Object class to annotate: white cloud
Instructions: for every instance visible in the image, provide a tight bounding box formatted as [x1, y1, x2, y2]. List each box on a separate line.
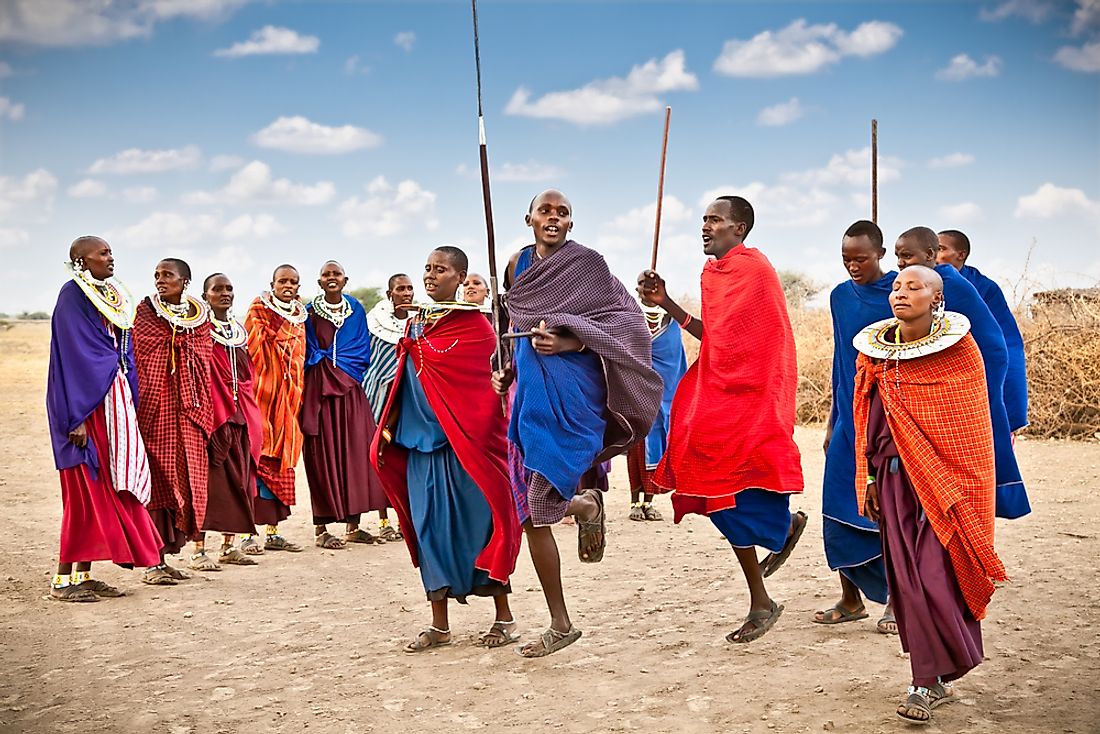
[185, 160, 335, 206]
[251, 116, 382, 154]
[68, 179, 108, 198]
[505, 50, 698, 126]
[209, 154, 244, 171]
[1071, 0, 1100, 35]
[928, 152, 976, 168]
[757, 97, 805, 127]
[939, 201, 984, 224]
[979, 0, 1054, 23]
[936, 54, 1003, 80]
[88, 145, 201, 174]
[783, 147, 903, 188]
[0, 228, 30, 248]
[0, 169, 58, 219]
[214, 25, 319, 58]
[1014, 182, 1099, 218]
[0, 96, 25, 121]
[0, 62, 12, 78]
[0, 0, 248, 48]
[1054, 41, 1100, 72]
[338, 176, 438, 238]
[114, 210, 284, 248]
[713, 19, 903, 77]
[596, 196, 694, 253]
[494, 161, 565, 182]
[344, 55, 369, 75]
[122, 186, 158, 203]
[394, 31, 415, 52]
[699, 184, 837, 228]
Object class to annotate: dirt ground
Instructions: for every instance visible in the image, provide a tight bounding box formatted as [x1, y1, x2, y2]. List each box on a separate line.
[1, 320, 1098, 734]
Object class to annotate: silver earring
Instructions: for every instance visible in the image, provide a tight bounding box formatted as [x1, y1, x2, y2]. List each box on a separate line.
[933, 299, 945, 320]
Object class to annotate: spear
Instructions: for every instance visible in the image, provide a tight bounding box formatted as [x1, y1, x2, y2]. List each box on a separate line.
[650, 106, 672, 271]
[470, 0, 504, 371]
[871, 118, 878, 224]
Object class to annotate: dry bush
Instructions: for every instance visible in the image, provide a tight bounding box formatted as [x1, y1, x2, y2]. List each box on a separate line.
[1019, 297, 1100, 439]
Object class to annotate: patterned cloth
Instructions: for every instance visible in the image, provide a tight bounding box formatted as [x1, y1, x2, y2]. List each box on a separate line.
[245, 296, 306, 506]
[104, 368, 151, 505]
[506, 241, 662, 463]
[654, 245, 804, 520]
[132, 298, 214, 535]
[854, 333, 1007, 620]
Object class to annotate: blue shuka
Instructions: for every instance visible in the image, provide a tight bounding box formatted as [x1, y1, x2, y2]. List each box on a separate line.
[960, 265, 1028, 432]
[644, 318, 689, 468]
[936, 264, 1030, 519]
[508, 246, 607, 502]
[821, 273, 896, 603]
[304, 296, 372, 383]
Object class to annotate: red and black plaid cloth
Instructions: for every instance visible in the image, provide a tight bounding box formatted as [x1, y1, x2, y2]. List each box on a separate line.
[505, 240, 661, 462]
[132, 298, 214, 535]
[854, 333, 1007, 620]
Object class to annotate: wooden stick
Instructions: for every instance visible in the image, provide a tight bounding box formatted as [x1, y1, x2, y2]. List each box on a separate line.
[649, 106, 672, 272]
[871, 118, 878, 224]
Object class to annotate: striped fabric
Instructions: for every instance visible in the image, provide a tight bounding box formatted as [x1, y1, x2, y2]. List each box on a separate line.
[362, 332, 400, 422]
[854, 333, 1008, 620]
[244, 297, 306, 506]
[103, 367, 151, 505]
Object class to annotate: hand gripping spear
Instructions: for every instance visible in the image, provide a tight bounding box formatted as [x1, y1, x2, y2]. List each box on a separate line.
[470, 0, 505, 375]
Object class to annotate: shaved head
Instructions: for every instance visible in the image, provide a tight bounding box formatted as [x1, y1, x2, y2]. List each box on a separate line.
[898, 226, 939, 254]
[69, 235, 107, 262]
[529, 189, 572, 213]
[901, 264, 943, 292]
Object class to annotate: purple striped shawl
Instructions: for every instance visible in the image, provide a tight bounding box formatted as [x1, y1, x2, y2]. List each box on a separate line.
[506, 240, 662, 461]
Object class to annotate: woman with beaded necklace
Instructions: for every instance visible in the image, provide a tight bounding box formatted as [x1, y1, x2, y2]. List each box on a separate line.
[302, 260, 387, 549]
[132, 258, 215, 583]
[201, 273, 265, 566]
[243, 264, 308, 553]
[45, 236, 163, 601]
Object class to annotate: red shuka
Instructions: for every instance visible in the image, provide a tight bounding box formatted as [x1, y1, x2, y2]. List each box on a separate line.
[209, 340, 264, 466]
[654, 246, 804, 520]
[370, 310, 521, 584]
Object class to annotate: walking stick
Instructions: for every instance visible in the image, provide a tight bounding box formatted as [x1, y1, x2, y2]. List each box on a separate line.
[650, 106, 672, 271]
[871, 118, 878, 224]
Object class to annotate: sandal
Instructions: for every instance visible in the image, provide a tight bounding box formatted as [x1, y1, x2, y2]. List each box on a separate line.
[264, 534, 303, 552]
[379, 525, 403, 542]
[239, 536, 265, 556]
[642, 503, 663, 521]
[218, 547, 258, 566]
[315, 531, 347, 550]
[403, 626, 452, 653]
[517, 626, 582, 658]
[878, 611, 899, 635]
[577, 488, 606, 563]
[141, 567, 179, 586]
[163, 564, 192, 581]
[726, 600, 784, 643]
[812, 603, 868, 625]
[477, 620, 520, 649]
[188, 552, 222, 572]
[77, 579, 126, 598]
[345, 529, 380, 545]
[628, 503, 646, 522]
[760, 510, 807, 578]
[896, 687, 933, 725]
[50, 584, 100, 602]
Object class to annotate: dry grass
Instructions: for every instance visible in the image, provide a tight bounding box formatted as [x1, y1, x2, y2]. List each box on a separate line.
[676, 294, 1100, 440]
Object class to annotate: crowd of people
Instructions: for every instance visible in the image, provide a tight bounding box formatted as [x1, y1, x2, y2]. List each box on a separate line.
[45, 188, 1027, 724]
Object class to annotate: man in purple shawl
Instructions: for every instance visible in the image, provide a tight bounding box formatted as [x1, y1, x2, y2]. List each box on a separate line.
[46, 236, 163, 601]
[492, 189, 662, 657]
[937, 229, 1028, 432]
[302, 261, 388, 549]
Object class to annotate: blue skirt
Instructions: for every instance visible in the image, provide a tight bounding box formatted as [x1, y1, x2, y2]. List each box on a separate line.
[709, 488, 791, 553]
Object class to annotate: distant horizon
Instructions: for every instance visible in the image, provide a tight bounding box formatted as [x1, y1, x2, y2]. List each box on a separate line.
[1, 0, 1097, 313]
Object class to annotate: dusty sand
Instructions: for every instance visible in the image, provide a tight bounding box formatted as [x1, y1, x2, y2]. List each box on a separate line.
[0, 320, 1098, 734]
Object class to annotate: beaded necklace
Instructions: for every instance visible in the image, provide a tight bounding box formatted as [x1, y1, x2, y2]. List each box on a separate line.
[210, 314, 246, 402]
[66, 262, 136, 330]
[151, 293, 209, 331]
[260, 290, 308, 324]
[311, 294, 354, 365]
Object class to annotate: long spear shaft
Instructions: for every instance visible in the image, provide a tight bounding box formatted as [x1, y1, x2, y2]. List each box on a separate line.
[471, 0, 503, 370]
[871, 118, 878, 224]
[650, 106, 672, 271]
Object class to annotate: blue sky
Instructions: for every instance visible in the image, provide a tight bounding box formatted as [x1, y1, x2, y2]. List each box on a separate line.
[1, 0, 1098, 313]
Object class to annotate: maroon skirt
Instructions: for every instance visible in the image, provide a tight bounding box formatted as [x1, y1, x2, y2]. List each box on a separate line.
[203, 413, 257, 535]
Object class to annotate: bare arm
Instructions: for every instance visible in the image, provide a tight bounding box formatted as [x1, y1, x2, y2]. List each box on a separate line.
[641, 270, 703, 340]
